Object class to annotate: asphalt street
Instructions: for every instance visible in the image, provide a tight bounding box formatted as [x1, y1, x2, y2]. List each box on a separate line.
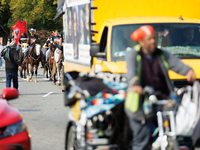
[0, 61, 69, 150]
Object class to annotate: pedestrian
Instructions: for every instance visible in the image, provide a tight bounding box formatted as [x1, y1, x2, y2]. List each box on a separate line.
[125, 25, 196, 150]
[1, 42, 22, 90]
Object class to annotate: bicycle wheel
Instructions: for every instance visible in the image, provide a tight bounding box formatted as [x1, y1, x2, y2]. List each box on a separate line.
[66, 125, 78, 150]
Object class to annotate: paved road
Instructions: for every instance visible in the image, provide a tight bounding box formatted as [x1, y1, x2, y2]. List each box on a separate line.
[0, 62, 69, 150]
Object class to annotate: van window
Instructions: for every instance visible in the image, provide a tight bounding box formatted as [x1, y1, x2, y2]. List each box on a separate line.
[111, 23, 200, 61]
[100, 27, 108, 53]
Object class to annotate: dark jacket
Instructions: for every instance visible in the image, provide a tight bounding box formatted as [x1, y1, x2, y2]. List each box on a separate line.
[2, 48, 21, 71]
[140, 48, 170, 96]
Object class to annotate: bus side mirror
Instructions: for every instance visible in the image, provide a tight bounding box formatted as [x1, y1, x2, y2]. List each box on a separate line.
[90, 43, 106, 58]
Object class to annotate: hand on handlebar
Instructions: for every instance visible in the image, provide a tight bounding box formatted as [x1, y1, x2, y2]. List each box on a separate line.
[186, 69, 196, 83]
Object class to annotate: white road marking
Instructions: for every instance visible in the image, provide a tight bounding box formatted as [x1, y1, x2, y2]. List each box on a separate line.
[43, 92, 53, 97]
[2, 79, 6, 81]
[42, 78, 50, 80]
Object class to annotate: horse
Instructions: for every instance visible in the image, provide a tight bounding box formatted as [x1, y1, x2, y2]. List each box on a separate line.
[53, 47, 63, 86]
[43, 59, 51, 79]
[19, 43, 29, 79]
[24, 39, 46, 82]
[48, 44, 57, 84]
[42, 44, 54, 80]
[46, 44, 63, 85]
[41, 47, 51, 79]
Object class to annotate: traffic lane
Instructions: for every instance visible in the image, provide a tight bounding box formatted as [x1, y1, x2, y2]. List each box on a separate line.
[0, 66, 69, 150]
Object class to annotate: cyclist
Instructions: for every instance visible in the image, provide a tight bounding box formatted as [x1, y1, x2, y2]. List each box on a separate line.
[125, 25, 196, 150]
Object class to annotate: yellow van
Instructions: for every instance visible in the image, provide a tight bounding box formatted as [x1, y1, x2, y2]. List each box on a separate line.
[63, 0, 200, 87]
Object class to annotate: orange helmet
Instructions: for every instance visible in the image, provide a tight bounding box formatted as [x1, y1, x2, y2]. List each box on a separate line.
[130, 25, 156, 42]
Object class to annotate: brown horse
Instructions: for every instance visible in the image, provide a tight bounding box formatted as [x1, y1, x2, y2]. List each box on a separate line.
[24, 39, 46, 82]
[49, 44, 57, 84]
[43, 44, 63, 85]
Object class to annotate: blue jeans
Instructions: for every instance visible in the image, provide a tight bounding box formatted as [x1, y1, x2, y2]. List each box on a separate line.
[16, 45, 20, 51]
[6, 70, 18, 90]
[24, 46, 32, 60]
[0, 57, 3, 67]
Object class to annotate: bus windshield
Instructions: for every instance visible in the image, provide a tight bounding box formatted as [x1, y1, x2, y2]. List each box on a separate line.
[111, 23, 200, 61]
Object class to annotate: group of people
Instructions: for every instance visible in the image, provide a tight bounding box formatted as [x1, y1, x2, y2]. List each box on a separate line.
[0, 28, 38, 91]
[0, 28, 64, 91]
[41, 29, 63, 64]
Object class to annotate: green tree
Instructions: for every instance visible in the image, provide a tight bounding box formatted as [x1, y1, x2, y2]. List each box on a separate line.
[0, 0, 63, 45]
[9, 0, 62, 31]
[0, 0, 12, 45]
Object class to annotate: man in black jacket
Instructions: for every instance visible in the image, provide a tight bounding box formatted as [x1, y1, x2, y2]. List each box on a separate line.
[1, 42, 22, 90]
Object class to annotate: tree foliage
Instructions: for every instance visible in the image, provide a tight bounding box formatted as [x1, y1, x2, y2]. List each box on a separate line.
[0, 0, 63, 45]
[0, 0, 12, 44]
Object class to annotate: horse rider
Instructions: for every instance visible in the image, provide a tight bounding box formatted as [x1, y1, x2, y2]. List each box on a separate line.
[52, 29, 60, 43]
[40, 36, 53, 68]
[54, 31, 64, 64]
[41, 37, 51, 61]
[17, 32, 28, 51]
[23, 28, 39, 62]
[45, 35, 53, 62]
[45, 30, 60, 62]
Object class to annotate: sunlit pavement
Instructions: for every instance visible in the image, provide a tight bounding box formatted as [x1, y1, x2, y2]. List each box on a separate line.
[0, 61, 69, 150]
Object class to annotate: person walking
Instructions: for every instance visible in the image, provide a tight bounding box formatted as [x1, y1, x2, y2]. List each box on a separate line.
[1, 42, 22, 90]
[125, 25, 196, 150]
